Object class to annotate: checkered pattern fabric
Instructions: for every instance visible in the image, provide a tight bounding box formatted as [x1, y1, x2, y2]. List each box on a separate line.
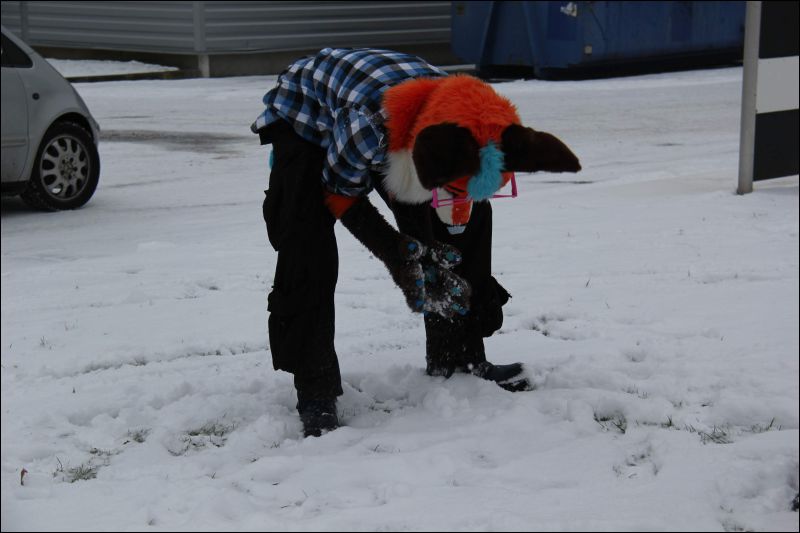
[252, 48, 447, 196]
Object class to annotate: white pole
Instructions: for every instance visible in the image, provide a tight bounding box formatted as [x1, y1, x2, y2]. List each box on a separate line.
[738, 1, 762, 195]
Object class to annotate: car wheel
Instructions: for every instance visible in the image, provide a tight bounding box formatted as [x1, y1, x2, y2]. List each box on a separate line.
[21, 121, 100, 211]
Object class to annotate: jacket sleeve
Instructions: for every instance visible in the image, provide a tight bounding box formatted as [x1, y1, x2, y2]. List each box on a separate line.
[322, 107, 385, 199]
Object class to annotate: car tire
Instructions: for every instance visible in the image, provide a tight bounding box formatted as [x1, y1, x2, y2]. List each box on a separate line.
[21, 121, 100, 211]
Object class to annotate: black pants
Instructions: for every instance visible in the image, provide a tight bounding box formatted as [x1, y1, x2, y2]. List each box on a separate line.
[261, 120, 508, 399]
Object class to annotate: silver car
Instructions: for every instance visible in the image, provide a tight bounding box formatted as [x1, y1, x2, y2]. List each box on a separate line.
[1, 25, 100, 210]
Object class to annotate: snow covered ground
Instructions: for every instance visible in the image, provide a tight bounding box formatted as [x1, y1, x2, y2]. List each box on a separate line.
[1, 65, 798, 531]
[46, 58, 178, 78]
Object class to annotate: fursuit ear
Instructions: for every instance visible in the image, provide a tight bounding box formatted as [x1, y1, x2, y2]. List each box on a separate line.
[501, 124, 581, 173]
[412, 123, 481, 190]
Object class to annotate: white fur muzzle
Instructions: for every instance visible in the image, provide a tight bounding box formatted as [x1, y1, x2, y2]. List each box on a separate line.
[381, 149, 433, 204]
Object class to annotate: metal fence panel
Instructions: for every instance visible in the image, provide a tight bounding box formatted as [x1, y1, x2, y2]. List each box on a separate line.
[1, 1, 451, 54]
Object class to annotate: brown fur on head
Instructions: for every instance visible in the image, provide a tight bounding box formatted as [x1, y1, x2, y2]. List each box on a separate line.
[412, 123, 481, 190]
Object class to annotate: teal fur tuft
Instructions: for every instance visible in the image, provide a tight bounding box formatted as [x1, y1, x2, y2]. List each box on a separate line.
[467, 141, 505, 201]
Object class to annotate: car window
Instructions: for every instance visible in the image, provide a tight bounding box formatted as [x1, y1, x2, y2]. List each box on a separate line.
[1, 33, 34, 68]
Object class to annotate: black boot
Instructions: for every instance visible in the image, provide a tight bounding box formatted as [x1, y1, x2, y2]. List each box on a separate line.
[471, 361, 532, 392]
[297, 396, 339, 438]
[425, 313, 531, 392]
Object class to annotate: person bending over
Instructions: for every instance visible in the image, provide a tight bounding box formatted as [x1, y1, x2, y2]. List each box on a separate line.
[252, 48, 580, 437]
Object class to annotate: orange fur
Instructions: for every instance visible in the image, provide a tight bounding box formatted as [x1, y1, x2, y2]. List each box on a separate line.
[383, 75, 521, 151]
[324, 190, 360, 219]
[451, 201, 472, 226]
[444, 176, 470, 195]
[383, 77, 446, 151]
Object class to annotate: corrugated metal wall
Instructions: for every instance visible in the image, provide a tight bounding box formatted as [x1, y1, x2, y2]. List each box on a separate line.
[0, 1, 24, 34]
[1, 2, 197, 53]
[1, 1, 451, 54]
[203, 1, 450, 52]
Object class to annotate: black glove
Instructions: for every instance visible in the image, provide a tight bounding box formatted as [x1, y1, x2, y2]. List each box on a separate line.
[417, 240, 471, 317]
[340, 197, 471, 318]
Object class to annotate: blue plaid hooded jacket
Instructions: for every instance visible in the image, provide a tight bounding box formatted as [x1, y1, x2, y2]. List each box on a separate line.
[252, 48, 447, 197]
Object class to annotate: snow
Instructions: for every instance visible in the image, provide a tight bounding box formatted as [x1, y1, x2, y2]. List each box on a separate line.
[46, 58, 178, 78]
[1, 65, 798, 532]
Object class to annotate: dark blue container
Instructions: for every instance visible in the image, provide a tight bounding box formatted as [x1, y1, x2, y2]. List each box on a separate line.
[451, 1, 746, 79]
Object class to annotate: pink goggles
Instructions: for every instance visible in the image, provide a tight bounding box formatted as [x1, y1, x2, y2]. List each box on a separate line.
[431, 175, 518, 208]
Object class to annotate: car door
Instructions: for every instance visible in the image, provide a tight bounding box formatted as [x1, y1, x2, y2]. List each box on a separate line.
[1, 31, 31, 183]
